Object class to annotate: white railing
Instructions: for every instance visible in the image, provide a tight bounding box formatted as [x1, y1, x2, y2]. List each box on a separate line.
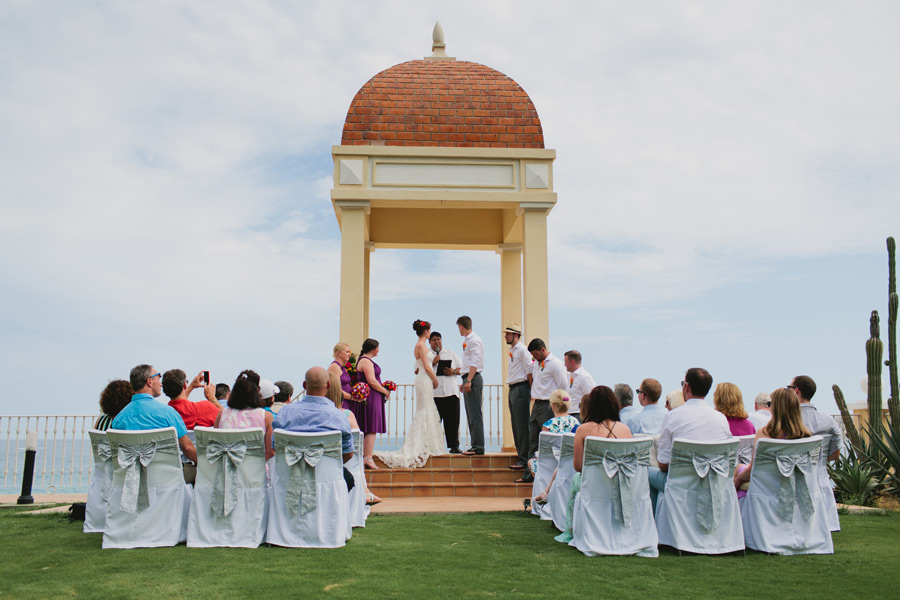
[1, 415, 96, 494]
[0, 383, 506, 494]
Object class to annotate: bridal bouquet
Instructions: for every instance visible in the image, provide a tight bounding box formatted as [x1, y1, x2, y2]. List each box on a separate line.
[351, 382, 370, 402]
[383, 380, 397, 392]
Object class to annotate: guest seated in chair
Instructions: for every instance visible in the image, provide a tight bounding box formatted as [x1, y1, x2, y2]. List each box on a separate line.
[554, 385, 632, 543]
[714, 382, 756, 436]
[327, 371, 380, 505]
[529, 389, 580, 490]
[214, 369, 275, 461]
[164, 369, 222, 430]
[733, 387, 812, 495]
[111, 364, 197, 463]
[94, 380, 133, 431]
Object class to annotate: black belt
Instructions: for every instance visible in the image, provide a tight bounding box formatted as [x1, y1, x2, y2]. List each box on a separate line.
[508, 381, 530, 388]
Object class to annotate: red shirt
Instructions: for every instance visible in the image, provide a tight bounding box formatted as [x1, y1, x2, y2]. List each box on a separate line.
[168, 398, 221, 430]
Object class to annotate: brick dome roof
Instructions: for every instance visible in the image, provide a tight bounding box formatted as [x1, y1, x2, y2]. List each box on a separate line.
[341, 59, 544, 148]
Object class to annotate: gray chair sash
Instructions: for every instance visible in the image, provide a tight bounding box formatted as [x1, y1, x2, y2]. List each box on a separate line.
[584, 444, 650, 528]
[277, 438, 343, 516]
[670, 448, 735, 533]
[754, 447, 818, 523]
[95, 439, 113, 501]
[538, 435, 556, 460]
[559, 439, 575, 462]
[117, 437, 180, 514]
[737, 444, 753, 465]
[200, 437, 265, 517]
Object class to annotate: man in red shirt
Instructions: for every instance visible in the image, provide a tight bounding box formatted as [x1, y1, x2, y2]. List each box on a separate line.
[162, 369, 222, 430]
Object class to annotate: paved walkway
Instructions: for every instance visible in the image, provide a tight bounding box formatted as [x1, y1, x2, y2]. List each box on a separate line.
[1, 494, 529, 515]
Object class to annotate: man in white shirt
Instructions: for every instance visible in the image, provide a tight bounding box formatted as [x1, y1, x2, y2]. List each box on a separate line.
[630, 378, 666, 435]
[649, 367, 731, 512]
[429, 331, 462, 454]
[747, 392, 772, 431]
[520, 338, 568, 483]
[615, 384, 640, 430]
[564, 350, 594, 418]
[457, 315, 485, 456]
[505, 323, 533, 470]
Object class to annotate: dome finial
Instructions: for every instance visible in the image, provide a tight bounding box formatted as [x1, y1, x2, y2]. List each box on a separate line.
[425, 21, 455, 61]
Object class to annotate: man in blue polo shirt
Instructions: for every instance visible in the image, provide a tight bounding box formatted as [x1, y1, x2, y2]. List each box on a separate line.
[111, 364, 198, 463]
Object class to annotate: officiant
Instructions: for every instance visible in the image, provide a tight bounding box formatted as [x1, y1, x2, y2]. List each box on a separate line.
[429, 331, 462, 454]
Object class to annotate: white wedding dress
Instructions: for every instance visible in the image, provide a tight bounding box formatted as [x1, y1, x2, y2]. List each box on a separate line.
[375, 359, 446, 468]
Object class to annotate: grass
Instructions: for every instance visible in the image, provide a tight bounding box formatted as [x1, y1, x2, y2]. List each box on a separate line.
[1, 508, 899, 599]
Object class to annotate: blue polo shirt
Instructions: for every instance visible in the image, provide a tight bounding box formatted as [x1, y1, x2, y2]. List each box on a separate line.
[111, 393, 188, 438]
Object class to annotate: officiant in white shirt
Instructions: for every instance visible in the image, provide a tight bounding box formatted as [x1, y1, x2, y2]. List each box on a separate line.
[429, 331, 462, 454]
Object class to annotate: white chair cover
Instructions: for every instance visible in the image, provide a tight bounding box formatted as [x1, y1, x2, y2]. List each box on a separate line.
[571, 437, 658, 557]
[655, 438, 744, 554]
[102, 427, 192, 549]
[549, 433, 576, 532]
[736, 434, 756, 466]
[348, 429, 370, 528]
[186, 427, 268, 548]
[531, 432, 562, 520]
[84, 430, 113, 533]
[633, 434, 660, 468]
[816, 433, 840, 532]
[741, 436, 833, 555]
[266, 429, 351, 548]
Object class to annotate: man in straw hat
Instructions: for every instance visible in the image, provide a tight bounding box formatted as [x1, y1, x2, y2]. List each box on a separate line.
[504, 323, 533, 471]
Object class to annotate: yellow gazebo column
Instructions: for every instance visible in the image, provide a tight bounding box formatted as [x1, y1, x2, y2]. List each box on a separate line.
[336, 201, 370, 349]
[363, 242, 374, 340]
[498, 243, 523, 452]
[520, 202, 553, 346]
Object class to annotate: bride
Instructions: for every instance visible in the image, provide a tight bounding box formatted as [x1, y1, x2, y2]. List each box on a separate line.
[375, 319, 447, 468]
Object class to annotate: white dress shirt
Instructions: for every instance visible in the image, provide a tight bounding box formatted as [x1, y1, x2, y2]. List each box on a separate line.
[747, 409, 772, 431]
[566, 366, 594, 414]
[429, 348, 461, 398]
[460, 331, 484, 377]
[530, 352, 568, 400]
[506, 340, 534, 384]
[656, 397, 732, 465]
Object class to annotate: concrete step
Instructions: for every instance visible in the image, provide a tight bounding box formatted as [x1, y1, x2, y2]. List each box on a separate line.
[365, 452, 533, 498]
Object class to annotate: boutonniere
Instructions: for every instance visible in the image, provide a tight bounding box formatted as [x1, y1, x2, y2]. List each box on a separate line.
[540, 360, 545, 371]
[569, 376, 573, 387]
[508, 350, 513, 360]
[463, 342, 467, 351]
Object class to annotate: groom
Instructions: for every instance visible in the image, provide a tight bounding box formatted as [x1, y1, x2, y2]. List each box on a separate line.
[457, 315, 485, 455]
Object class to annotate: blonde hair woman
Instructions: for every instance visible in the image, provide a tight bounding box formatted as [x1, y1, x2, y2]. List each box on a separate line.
[713, 382, 756, 436]
[327, 342, 354, 405]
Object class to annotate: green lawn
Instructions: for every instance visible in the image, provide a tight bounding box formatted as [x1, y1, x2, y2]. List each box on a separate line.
[1, 508, 898, 599]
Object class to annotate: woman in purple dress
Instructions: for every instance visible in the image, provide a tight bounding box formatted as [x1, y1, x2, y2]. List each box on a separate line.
[355, 338, 391, 469]
[327, 342, 354, 406]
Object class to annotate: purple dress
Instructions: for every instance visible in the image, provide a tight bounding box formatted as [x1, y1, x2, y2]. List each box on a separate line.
[727, 416, 756, 436]
[334, 360, 353, 410]
[350, 356, 386, 434]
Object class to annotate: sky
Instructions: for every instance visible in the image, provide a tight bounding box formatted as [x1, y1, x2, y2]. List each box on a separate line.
[1, 1, 899, 419]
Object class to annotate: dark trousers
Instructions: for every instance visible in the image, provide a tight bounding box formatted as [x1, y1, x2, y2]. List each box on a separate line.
[528, 398, 553, 460]
[434, 395, 461, 451]
[463, 372, 485, 451]
[508, 381, 531, 465]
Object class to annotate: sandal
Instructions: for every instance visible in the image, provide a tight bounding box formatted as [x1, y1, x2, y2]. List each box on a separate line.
[366, 493, 382, 506]
[364, 458, 379, 470]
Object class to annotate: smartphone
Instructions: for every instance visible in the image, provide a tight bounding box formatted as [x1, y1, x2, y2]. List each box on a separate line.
[203, 371, 210, 384]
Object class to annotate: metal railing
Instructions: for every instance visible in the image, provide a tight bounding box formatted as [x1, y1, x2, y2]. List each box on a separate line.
[1, 384, 505, 494]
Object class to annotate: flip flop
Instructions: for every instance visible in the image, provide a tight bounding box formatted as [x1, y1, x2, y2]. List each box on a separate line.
[366, 493, 382, 506]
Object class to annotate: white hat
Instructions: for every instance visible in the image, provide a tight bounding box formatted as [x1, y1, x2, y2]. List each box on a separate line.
[259, 378, 280, 399]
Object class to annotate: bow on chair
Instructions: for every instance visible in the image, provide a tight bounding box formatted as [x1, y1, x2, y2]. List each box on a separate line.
[585, 444, 649, 528]
[95, 439, 113, 501]
[204, 439, 256, 517]
[737, 444, 753, 465]
[117, 442, 158, 514]
[769, 450, 817, 523]
[671, 448, 734, 533]
[281, 440, 342, 516]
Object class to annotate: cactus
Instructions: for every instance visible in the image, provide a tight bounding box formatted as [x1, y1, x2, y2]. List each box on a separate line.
[887, 237, 900, 430]
[833, 384, 864, 454]
[867, 310, 884, 439]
